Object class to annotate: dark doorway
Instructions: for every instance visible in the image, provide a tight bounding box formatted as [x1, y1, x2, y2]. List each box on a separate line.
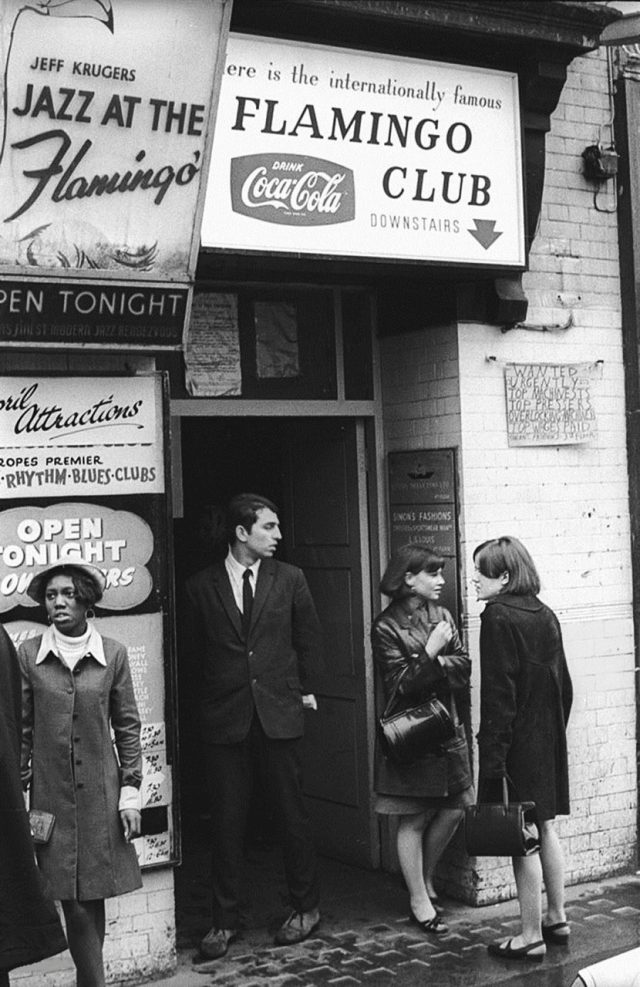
[173, 416, 375, 940]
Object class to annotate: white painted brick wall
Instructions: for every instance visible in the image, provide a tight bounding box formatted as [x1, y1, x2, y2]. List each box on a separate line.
[379, 48, 636, 901]
[10, 870, 176, 986]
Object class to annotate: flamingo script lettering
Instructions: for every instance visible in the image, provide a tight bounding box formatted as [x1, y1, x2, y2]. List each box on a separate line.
[5, 129, 201, 222]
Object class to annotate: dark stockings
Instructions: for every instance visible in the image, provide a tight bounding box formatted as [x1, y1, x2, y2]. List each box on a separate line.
[61, 899, 106, 987]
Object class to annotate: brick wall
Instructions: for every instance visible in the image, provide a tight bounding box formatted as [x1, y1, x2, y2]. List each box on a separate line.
[379, 48, 637, 902]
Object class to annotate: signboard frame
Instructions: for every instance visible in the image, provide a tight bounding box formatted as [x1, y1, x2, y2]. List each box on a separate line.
[0, 0, 233, 348]
[201, 33, 525, 269]
[387, 448, 461, 625]
[0, 372, 180, 869]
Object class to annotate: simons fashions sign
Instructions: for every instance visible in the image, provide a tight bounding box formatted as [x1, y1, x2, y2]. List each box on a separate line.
[0, 0, 230, 346]
[200, 34, 525, 266]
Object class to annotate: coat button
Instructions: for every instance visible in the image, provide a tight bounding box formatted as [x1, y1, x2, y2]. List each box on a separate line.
[72, 712, 78, 719]
[76, 759, 82, 766]
[77, 782, 84, 789]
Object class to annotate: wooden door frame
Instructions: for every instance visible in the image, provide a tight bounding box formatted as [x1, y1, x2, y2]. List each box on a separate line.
[170, 287, 386, 865]
[171, 408, 383, 859]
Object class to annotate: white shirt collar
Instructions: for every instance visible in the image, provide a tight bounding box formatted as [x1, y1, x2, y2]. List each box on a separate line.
[36, 623, 106, 665]
[225, 548, 261, 581]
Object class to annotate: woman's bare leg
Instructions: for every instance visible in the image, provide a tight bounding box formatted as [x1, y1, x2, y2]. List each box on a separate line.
[396, 813, 437, 922]
[422, 809, 464, 898]
[511, 854, 543, 948]
[540, 819, 567, 926]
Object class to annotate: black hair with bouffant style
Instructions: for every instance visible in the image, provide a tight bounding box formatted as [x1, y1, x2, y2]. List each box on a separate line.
[380, 543, 445, 600]
[39, 565, 104, 607]
[473, 536, 541, 596]
[226, 492, 279, 544]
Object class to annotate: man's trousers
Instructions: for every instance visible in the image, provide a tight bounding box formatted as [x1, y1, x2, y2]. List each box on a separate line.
[203, 714, 320, 929]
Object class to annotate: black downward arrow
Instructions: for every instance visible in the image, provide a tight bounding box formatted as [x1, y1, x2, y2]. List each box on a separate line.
[468, 219, 503, 249]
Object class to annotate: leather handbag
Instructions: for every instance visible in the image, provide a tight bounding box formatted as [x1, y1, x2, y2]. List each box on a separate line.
[379, 676, 455, 764]
[464, 777, 541, 857]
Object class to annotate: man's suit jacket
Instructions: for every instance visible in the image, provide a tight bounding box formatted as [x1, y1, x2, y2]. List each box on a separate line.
[184, 559, 324, 743]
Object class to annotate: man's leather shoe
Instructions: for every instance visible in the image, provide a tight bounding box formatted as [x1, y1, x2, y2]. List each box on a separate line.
[199, 926, 238, 960]
[274, 908, 320, 945]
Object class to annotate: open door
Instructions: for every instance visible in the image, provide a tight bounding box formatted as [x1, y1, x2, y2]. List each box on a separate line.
[282, 418, 376, 867]
[176, 415, 376, 869]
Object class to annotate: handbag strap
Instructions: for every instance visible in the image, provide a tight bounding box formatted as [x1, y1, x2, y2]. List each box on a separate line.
[501, 776, 509, 809]
[500, 775, 523, 807]
[449, 690, 460, 728]
[381, 665, 409, 719]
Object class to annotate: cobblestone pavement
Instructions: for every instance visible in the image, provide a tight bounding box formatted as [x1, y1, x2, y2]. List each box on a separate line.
[164, 842, 640, 987]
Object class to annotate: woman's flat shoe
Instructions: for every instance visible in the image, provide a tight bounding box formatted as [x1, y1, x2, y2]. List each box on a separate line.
[542, 922, 570, 944]
[409, 911, 449, 936]
[487, 938, 546, 962]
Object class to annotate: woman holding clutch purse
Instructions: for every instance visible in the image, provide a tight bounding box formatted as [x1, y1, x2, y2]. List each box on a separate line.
[372, 544, 473, 937]
[473, 536, 573, 963]
[18, 562, 142, 987]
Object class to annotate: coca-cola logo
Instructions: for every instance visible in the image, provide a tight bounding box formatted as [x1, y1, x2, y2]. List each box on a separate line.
[230, 154, 355, 226]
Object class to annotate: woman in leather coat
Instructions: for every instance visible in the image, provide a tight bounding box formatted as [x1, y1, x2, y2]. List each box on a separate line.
[473, 536, 573, 963]
[372, 544, 472, 937]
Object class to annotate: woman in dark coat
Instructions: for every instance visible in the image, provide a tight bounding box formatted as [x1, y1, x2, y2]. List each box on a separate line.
[0, 623, 67, 985]
[18, 562, 142, 987]
[372, 544, 472, 937]
[473, 536, 573, 963]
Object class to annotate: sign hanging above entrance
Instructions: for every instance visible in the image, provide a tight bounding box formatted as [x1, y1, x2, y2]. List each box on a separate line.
[201, 34, 525, 267]
[0, 0, 231, 346]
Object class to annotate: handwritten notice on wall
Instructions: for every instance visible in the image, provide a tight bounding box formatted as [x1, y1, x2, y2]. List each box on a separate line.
[184, 292, 242, 396]
[504, 363, 597, 446]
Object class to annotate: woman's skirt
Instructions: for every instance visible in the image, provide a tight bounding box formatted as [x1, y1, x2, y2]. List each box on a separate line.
[374, 784, 474, 815]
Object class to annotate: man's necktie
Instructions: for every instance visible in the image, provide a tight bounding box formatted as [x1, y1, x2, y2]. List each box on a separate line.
[242, 568, 253, 638]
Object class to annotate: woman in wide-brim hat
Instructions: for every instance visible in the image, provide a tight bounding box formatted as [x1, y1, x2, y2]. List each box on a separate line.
[18, 561, 142, 987]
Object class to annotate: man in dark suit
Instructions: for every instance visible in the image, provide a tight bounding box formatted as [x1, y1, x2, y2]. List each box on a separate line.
[184, 493, 323, 961]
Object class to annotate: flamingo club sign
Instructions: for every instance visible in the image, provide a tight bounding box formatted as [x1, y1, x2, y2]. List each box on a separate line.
[201, 34, 525, 266]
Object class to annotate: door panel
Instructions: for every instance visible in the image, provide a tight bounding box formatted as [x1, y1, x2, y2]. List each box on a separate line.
[283, 419, 375, 866]
[304, 567, 357, 685]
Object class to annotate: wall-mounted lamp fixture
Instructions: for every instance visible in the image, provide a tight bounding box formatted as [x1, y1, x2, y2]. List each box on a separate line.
[582, 144, 619, 181]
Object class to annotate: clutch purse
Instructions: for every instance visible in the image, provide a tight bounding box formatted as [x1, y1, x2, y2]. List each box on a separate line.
[379, 693, 455, 764]
[464, 777, 540, 857]
[29, 808, 56, 845]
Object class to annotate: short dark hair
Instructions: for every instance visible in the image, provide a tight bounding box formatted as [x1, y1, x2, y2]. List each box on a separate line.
[226, 493, 279, 545]
[380, 543, 445, 599]
[41, 566, 103, 606]
[473, 536, 541, 596]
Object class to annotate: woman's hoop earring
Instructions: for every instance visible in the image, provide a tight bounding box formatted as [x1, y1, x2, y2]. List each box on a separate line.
[86, 608, 95, 620]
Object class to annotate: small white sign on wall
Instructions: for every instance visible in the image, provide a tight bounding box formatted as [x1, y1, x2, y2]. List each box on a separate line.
[504, 363, 597, 446]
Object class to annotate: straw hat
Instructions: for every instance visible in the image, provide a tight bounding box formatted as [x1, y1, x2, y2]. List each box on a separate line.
[27, 562, 107, 604]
